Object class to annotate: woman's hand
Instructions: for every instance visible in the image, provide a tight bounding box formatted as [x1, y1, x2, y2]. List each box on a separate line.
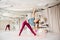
[34, 19, 40, 23]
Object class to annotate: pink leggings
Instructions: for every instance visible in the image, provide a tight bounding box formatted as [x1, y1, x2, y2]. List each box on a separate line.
[5, 26, 10, 31]
[19, 20, 36, 36]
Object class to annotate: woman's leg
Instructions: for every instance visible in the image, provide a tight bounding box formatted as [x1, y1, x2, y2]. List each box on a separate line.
[8, 27, 10, 31]
[5, 26, 7, 31]
[19, 21, 26, 36]
[26, 22, 36, 36]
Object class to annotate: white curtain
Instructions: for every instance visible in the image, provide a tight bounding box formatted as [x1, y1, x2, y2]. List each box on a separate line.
[58, 4, 60, 32]
[47, 4, 60, 33]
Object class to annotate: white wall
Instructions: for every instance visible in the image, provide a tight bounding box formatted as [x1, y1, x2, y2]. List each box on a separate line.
[0, 16, 20, 31]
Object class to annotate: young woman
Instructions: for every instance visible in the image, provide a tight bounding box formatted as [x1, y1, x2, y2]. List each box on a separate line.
[5, 24, 10, 31]
[19, 9, 36, 36]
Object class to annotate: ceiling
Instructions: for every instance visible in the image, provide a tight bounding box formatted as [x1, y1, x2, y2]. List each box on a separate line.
[0, 0, 60, 18]
[0, 0, 60, 11]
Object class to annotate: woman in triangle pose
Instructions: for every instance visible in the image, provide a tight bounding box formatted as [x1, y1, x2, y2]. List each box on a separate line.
[19, 9, 36, 36]
[5, 24, 10, 31]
